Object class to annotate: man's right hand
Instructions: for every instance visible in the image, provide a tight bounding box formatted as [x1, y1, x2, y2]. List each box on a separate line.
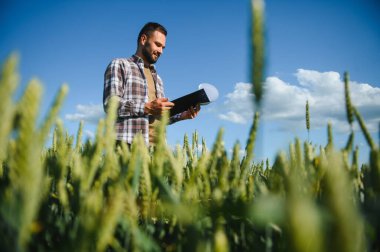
[144, 98, 174, 116]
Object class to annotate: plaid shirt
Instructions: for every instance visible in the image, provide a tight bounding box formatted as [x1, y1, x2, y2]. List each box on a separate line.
[103, 55, 181, 145]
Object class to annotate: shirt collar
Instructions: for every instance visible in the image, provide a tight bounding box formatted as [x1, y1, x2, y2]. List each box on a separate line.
[132, 54, 156, 72]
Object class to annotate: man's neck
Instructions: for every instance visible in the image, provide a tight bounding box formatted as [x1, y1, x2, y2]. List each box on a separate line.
[135, 52, 151, 68]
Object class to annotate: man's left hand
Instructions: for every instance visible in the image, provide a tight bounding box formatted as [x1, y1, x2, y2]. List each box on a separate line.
[180, 104, 201, 120]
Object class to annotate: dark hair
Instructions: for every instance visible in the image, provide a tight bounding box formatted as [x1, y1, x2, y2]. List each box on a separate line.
[137, 22, 167, 45]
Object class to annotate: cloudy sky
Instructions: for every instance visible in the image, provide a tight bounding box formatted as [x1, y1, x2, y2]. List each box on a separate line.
[1, 0, 379, 163]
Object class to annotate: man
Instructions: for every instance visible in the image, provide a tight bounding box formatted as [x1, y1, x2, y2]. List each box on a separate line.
[103, 22, 200, 146]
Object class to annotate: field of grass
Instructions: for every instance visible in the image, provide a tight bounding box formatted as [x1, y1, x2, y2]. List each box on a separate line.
[1, 1, 379, 251]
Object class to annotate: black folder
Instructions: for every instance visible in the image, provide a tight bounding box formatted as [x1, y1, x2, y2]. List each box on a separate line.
[170, 88, 210, 116]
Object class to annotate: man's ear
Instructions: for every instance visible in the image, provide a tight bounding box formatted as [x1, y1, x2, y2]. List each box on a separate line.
[140, 34, 147, 46]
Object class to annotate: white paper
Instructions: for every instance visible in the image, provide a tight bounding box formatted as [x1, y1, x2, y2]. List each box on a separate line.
[198, 83, 219, 104]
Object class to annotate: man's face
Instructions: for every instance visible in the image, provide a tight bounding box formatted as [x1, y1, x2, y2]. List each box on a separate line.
[141, 30, 166, 65]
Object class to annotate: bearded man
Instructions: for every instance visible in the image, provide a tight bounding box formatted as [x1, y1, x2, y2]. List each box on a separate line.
[103, 22, 200, 146]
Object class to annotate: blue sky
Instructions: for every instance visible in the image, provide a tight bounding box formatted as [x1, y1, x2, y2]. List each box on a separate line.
[1, 0, 379, 164]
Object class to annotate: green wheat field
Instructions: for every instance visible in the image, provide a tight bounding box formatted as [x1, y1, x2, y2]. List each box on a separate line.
[1, 1, 379, 251]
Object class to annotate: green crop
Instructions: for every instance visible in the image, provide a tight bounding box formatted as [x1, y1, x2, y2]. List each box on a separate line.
[1, 1, 379, 251]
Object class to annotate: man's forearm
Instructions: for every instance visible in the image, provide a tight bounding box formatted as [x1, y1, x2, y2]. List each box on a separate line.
[106, 96, 146, 117]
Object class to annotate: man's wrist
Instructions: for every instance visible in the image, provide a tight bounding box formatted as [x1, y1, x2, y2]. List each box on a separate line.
[179, 111, 187, 120]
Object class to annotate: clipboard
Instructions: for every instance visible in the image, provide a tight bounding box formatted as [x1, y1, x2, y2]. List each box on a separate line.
[169, 83, 219, 116]
[170, 89, 209, 116]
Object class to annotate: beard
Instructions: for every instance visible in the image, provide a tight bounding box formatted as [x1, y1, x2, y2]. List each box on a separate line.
[142, 44, 158, 64]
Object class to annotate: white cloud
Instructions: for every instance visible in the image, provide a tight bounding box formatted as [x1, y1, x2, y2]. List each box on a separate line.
[263, 76, 310, 121]
[65, 104, 105, 124]
[219, 111, 249, 124]
[219, 69, 380, 132]
[218, 82, 254, 124]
